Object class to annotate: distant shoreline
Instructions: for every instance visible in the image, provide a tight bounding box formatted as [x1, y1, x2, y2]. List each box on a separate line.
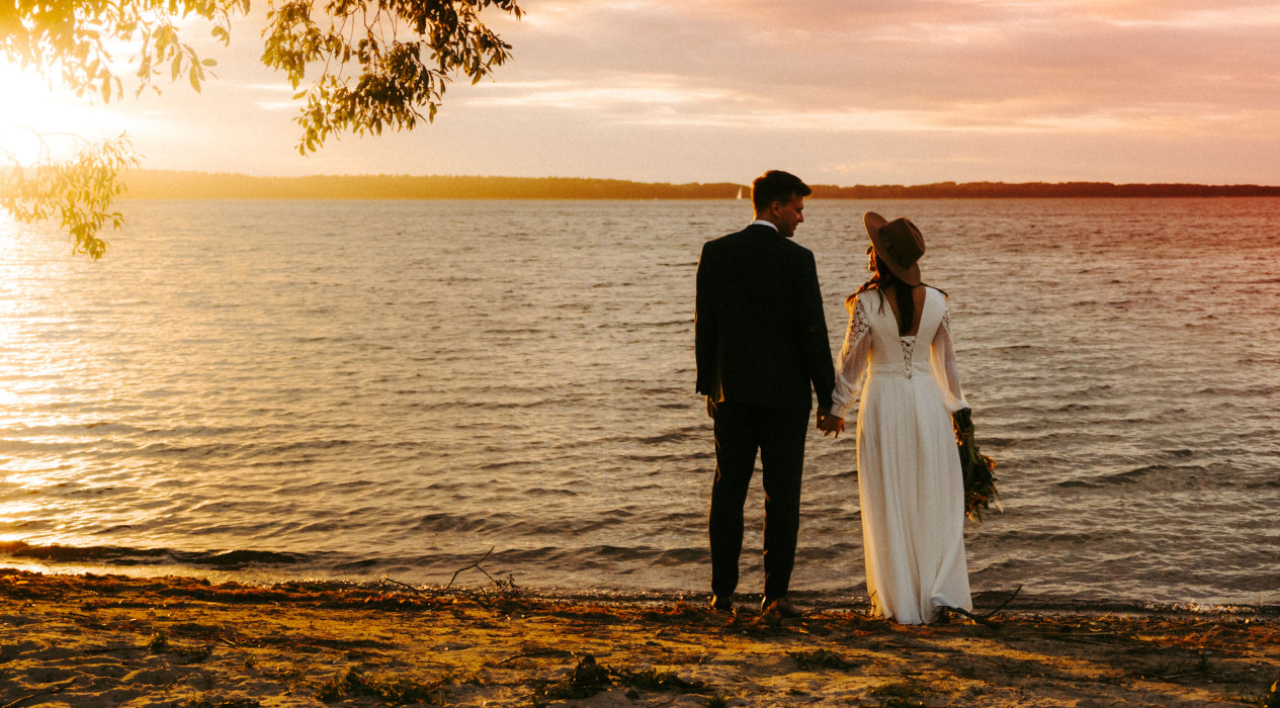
[118, 170, 1280, 200]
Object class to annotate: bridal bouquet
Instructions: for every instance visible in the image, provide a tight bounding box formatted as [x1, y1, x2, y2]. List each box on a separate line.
[953, 408, 1001, 523]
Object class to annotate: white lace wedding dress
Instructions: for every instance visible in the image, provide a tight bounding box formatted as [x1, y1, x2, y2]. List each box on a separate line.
[832, 286, 972, 624]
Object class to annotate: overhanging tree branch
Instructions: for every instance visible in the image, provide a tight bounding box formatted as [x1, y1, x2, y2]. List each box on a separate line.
[1, 0, 523, 257]
[1, 130, 139, 259]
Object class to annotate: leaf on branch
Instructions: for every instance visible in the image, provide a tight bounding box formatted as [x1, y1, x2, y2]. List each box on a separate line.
[264, 0, 522, 152]
[2, 0, 522, 154]
[0, 135, 140, 260]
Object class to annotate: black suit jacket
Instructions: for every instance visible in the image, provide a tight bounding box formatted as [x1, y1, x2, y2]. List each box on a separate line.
[695, 224, 835, 411]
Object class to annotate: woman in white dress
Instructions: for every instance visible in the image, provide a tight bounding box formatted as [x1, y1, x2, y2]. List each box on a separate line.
[818, 212, 972, 625]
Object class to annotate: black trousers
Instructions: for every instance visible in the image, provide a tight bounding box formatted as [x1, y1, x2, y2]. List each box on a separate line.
[708, 400, 809, 602]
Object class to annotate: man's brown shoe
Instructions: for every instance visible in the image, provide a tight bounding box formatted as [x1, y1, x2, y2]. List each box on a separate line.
[761, 596, 803, 617]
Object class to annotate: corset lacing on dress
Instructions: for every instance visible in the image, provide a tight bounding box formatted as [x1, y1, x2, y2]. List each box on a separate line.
[900, 337, 915, 378]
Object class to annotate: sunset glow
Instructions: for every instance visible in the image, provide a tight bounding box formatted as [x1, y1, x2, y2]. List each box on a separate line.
[0, 66, 138, 164]
[2, 0, 1278, 184]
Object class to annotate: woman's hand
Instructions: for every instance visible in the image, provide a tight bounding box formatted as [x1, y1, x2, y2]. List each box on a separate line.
[818, 413, 845, 438]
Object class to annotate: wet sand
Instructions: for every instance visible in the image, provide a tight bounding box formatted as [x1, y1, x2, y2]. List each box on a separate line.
[2, 569, 1277, 707]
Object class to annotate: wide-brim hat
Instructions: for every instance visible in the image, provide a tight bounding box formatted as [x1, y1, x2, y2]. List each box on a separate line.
[863, 211, 924, 286]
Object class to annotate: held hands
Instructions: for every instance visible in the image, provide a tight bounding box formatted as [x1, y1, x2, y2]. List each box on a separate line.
[816, 407, 845, 438]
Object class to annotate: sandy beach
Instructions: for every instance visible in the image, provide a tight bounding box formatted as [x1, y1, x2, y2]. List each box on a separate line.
[2, 569, 1277, 707]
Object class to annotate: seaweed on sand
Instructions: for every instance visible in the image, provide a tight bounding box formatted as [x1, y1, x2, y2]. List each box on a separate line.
[537, 654, 613, 700]
[146, 630, 214, 663]
[620, 666, 708, 693]
[789, 648, 861, 670]
[535, 653, 712, 702]
[316, 666, 450, 705]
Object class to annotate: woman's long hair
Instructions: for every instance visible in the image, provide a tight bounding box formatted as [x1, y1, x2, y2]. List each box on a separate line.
[846, 250, 935, 336]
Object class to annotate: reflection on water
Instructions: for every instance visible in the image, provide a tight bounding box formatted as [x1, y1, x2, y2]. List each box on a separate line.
[1, 198, 1278, 605]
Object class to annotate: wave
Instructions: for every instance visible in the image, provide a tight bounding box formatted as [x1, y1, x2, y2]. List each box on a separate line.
[1055, 463, 1213, 489]
[629, 429, 702, 445]
[132, 439, 357, 459]
[0, 422, 145, 436]
[5, 199, 1279, 604]
[0, 541, 307, 568]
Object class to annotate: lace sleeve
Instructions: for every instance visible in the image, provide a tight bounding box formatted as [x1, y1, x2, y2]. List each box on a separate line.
[930, 305, 970, 413]
[832, 296, 872, 417]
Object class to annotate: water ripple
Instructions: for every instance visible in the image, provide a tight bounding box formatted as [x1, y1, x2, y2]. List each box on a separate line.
[2, 198, 1278, 605]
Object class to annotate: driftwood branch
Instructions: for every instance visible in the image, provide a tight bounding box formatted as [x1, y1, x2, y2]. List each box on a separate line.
[380, 577, 430, 596]
[378, 548, 513, 610]
[944, 606, 999, 628]
[982, 585, 1022, 619]
[943, 586, 1023, 628]
[447, 546, 496, 589]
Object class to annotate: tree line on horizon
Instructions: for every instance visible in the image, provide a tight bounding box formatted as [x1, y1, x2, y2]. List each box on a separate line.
[812, 181, 1280, 199]
[116, 171, 1280, 201]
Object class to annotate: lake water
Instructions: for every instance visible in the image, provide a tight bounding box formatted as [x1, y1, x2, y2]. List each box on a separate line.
[2, 198, 1278, 606]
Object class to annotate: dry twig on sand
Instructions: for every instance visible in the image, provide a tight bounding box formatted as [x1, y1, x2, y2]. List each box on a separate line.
[447, 547, 497, 588]
[942, 585, 1023, 627]
[379, 577, 431, 596]
[379, 547, 519, 610]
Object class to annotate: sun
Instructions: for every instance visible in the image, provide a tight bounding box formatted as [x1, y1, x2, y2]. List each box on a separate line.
[0, 61, 138, 165]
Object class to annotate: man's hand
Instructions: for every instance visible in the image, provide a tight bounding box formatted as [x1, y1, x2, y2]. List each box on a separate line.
[815, 407, 830, 429]
[818, 410, 845, 437]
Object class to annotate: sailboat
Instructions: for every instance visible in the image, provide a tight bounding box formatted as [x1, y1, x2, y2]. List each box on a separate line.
[735, 186, 743, 200]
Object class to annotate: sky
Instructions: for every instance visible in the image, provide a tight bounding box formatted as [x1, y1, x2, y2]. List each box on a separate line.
[3, 0, 1279, 185]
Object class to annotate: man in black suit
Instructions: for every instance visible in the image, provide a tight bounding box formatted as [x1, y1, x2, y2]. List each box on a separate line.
[695, 170, 836, 616]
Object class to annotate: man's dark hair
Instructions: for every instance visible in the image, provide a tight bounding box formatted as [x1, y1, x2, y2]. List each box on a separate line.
[751, 170, 811, 212]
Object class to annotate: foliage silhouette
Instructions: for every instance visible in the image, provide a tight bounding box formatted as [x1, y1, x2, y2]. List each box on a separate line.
[1, 0, 523, 256]
[1, 132, 138, 259]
